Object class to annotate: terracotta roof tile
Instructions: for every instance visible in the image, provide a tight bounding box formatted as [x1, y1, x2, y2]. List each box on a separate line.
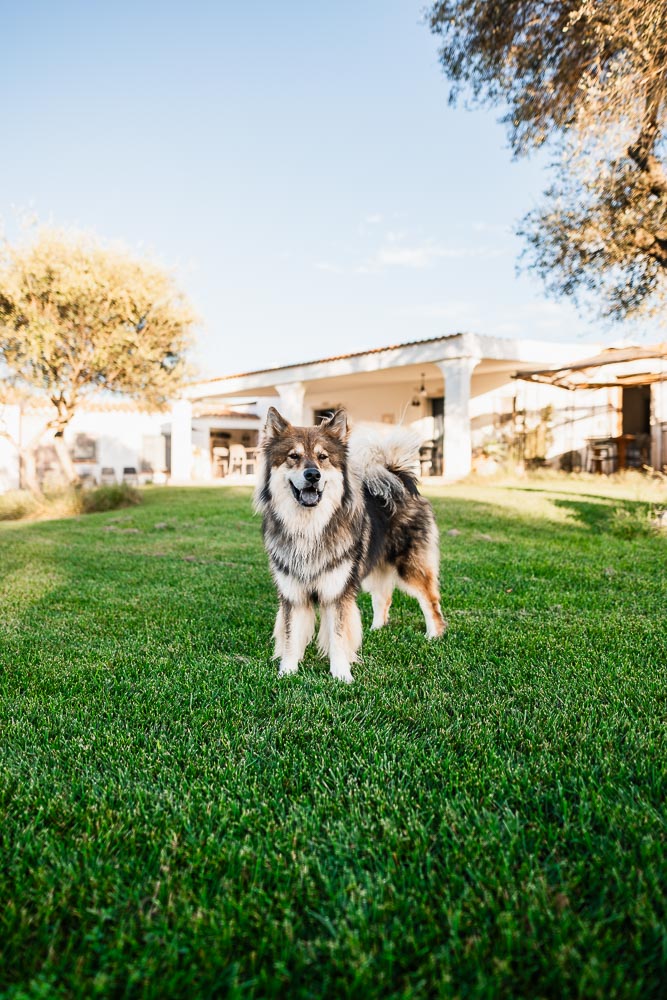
[192, 404, 259, 420]
[191, 332, 463, 385]
[2, 395, 158, 415]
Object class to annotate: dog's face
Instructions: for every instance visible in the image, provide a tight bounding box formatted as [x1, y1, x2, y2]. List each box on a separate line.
[260, 407, 348, 513]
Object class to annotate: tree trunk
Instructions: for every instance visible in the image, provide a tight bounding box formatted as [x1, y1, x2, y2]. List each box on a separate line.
[52, 431, 79, 485]
[19, 446, 41, 494]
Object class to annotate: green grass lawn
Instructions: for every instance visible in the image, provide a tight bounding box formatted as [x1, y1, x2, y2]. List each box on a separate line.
[1, 480, 666, 999]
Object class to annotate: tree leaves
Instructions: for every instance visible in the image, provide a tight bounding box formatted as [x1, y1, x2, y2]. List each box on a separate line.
[0, 228, 196, 431]
[428, 0, 667, 320]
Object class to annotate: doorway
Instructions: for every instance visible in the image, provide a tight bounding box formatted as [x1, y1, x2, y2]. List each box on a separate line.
[430, 397, 444, 475]
[622, 386, 650, 434]
[621, 385, 651, 468]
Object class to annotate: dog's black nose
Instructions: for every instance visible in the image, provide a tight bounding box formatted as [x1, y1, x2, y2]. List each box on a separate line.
[303, 466, 321, 484]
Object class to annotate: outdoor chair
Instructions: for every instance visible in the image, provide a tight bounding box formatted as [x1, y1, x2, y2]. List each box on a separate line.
[419, 442, 435, 477]
[122, 466, 139, 486]
[212, 446, 229, 477]
[100, 467, 116, 485]
[228, 444, 248, 475]
[244, 447, 258, 476]
[588, 440, 617, 474]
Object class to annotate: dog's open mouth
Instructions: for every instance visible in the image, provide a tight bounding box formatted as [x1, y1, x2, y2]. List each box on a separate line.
[289, 481, 324, 507]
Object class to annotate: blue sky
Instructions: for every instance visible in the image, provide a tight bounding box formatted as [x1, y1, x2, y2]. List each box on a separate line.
[2, 0, 609, 377]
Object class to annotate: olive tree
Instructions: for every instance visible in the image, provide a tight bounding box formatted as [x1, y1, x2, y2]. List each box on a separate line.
[428, 0, 667, 320]
[0, 228, 195, 488]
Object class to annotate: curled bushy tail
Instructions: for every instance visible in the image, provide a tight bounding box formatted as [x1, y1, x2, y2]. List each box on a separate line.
[348, 425, 422, 509]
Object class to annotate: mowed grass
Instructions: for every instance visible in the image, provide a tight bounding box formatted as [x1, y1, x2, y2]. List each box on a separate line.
[0, 481, 665, 999]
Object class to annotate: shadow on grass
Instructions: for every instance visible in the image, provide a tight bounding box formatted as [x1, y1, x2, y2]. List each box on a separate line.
[504, 484, 652, 506]
[552, 497, 655, 537]
[552, 498, 619, 532]
[481, 485, 657, 538]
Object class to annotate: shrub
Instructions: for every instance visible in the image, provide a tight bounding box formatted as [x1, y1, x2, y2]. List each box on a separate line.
[0, 490, 40, 521]
[79, 482, 142, 513]
[0, 483, 142, 522]
[610, 504, 659, 539]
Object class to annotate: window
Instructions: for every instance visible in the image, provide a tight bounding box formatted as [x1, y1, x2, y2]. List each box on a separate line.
[72, 434, 97, 462]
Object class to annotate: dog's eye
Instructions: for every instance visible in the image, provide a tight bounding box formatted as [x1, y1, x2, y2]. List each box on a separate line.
[288, 451, 300, 461]
[316, 453, 328, 462]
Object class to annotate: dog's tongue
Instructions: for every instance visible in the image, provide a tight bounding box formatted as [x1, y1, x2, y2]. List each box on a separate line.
[300, 487, 320, 507]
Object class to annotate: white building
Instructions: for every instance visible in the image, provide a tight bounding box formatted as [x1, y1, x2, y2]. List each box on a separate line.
[0, 396, 261, 492]
[2, 332, 666, 492]
[173, 332, 667, 480]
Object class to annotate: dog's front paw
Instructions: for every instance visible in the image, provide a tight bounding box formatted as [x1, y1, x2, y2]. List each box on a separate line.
[278, 660, 299, 678]
[427, 618, 448, 639]
[330, 664, 353, 684]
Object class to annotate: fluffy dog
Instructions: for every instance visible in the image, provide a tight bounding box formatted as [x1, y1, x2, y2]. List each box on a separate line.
[254, 407, 446, 682]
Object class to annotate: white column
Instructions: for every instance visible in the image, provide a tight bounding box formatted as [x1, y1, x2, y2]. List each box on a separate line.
[651, 379, 667, 470]
[170, 398, 193, 482]
[276, 381, 306, 425]
[435, 357, 479, 481]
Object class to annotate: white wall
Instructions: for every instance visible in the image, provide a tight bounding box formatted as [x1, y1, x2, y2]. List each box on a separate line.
[303, 374, 622, 470]
[470, 380, 619, 465]
[0, 404, 21, 492]
[66, 408, 169, 482]
[9, 407, 170, 488]
[0, 404, 265, 492]
[304, 381, 424, 427]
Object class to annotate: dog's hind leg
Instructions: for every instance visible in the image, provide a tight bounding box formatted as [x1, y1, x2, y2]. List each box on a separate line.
[397, 566, 447, 639]
[321, 596, 362, 683]
[277, 601, 316, 677]
[362, 566, 396, 630]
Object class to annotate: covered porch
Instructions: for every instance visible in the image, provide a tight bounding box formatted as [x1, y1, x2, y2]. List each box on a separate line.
[514, 343, 667, 474]
[170, 333, 594, 482]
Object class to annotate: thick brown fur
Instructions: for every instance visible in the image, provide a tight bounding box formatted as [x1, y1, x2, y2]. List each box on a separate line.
[254, 407, 446, 682]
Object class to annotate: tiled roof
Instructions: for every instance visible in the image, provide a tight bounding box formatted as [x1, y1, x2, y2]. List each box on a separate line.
[3, 396, 159, 414]
[0, 394, 261, 419]
[191, 332, 464, 385]
[192, 404, 259, 420]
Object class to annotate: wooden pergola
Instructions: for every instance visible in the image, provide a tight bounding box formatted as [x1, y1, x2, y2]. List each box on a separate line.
[512, 343, 667, 390]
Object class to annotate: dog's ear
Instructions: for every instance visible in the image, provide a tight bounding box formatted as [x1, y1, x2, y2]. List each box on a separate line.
[321, 408, 348, 440]
[264, 406, 291, 438]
